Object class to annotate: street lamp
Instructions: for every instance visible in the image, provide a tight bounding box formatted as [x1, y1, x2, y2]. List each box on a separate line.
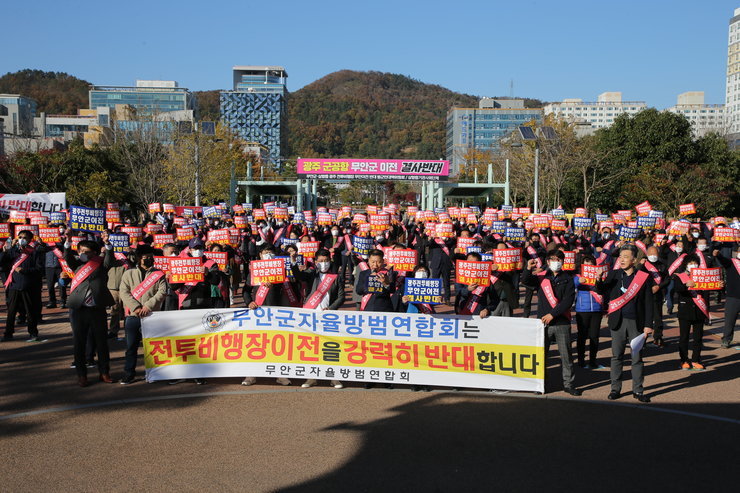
[517, 126, 557, 213]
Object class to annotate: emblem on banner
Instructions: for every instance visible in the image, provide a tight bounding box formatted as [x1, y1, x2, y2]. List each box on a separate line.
[202, 312, 226, 332]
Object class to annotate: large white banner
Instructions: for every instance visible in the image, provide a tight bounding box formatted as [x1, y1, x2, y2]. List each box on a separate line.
[142, 308, 545, 393]
[0, 193, 67, 213]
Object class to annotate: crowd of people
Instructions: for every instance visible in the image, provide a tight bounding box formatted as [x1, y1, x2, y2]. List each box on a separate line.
[1, 203, 738, 402]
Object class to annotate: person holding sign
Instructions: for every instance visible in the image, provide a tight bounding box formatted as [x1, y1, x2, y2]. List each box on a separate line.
[672, 254, 712, 370]
[1, 229, 46, 342]
[400, 265, 438, 315]
[713, 246, 740, 348]
[292, 249, 345, 389]
[521, 250, 581, 396]
[356, 249, 397, 312]
[597, 245, 654, 403]
[64, 239, 115, 387]
[454, 252, 498, 318]
[641, 245, 671, 348]
[119, 245, 167, 384]
[573, 255, 605, 369]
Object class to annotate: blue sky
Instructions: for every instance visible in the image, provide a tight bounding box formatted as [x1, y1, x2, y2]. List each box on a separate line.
[3, 0, 738, 108]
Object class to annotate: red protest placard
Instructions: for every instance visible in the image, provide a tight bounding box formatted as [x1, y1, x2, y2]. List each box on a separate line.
[148, 203, 161, 213]
[253, 209, 266, 221]
[317, 212, 332, 225]
[106, 210, 121, 223]
[250, 258, 286, 285]
[353, 213, 367, 224]
[204, 251, 228, 271]
[635, 201, 652, 216]
[168, 257, 204, 283]
[574, 208, 587, 217]
[493, 248, 522, 271]
[551, 219, 566, 231]
[0, 223, 10, 239]
[532, 215, 550, 229]
[385, 249, 418, 272]
[153, 256, 171, 273]
[274, 207, 289, 220]
[369, 213, 390, 231]
[233, 216, 247, 229]
[107, 202, 119, 211]
[455, 237, 477, 254]
[668, 221, 690, 236]
[690, 268, 722, 290]
[436, 223, 454, 238]
[563, 251, 576, 271]
[456, 260, 492, 286]
[580, 264, 606, 285]
[297, 241, 320, 259]
[153, 234, 175, 248]
[207, 229, 231, 245]
[679, 203, 696, 216]
[712, 227, 738, 243]
[145, 223, 163, 234]
[121, 226, 143, 243]
[162, 203, 175, 214]
[14, 224, 39, 238]
[176, 227, 196, 241]
[39, 227, 61, 244]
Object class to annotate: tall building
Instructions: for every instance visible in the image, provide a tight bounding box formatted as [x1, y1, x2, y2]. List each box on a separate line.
[544, 92, 646, 131]
[665, 92, 726, 137]
[88, 80, 195, 117]
[220, 66, 288, 167]
[446, 98, 543, 176]
[726, 8, 740, 146]
[0, 94, 37, 136]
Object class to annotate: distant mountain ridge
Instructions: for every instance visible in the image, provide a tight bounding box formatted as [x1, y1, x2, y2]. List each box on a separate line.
[1, 69, 542, 159]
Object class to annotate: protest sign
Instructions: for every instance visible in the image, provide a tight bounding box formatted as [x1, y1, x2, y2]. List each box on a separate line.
[169, 257, 204, 283]
[690, 268, 722, 290]
[456, 260, 492, 286]
[404, 278, 443, 305]
[385, 249, 418, 272]
[493, 248, 521, 272]
[69, 205, 106, 233]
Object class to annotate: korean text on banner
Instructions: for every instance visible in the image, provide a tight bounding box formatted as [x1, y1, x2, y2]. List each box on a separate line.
[385, 249, 418, 272]
[169, 257, 204, 283]
[404, 278, 443, 305]
[250, 259, 286, 285]
[142, 307, 545, 393]
[690, 268, 723, 290]
[69, 205, 106, 233]
[456, 260, 492, 286]
[493, 248, 521, 272]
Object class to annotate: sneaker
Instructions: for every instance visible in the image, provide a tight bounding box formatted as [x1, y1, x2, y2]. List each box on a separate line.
[681, 362, 691, 370]
[331, 380, 344, 389]
[86, 361, 96, 368]
[633, 393, 651, 403]
[168, 379, 186, 385]
[45, 303, 57, 309]
[241, 377, 257, 386]
[691, 362, 705, 370]
[26, 336, 47, 343]
[607, 391, 620, 400]
[589, 363, 606, 370]
[564, 387, 582, 396]
[194, 379, 207, 385]
[120, 375, 135, 385]
[301, 379, 317, 388]
[720, 341, 730, 349]
[69, 362, 76, 369]
[275, 378, 291, 386]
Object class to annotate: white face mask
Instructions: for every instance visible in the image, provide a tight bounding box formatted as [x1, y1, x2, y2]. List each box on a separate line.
[262, 253, 275, 260]
[736, 251, 740, 259]
[17, 238, 28, 247]
[691, 232, 700, 238]
[687, 263, 698, 272]
[647, 255, 659, 263]
[697, 244, 707, 251]
[415, 271, 429, 279]
[549, 261, 562, 272]
[331, 230, 339, 236]
[376, 235, 385, 242]
[675, 246, 683, 253]
[190, 249, 203, 258]
[317, 261, 331, 273]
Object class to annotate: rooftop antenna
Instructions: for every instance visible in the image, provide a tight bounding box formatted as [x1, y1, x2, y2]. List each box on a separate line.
[510, 79, 514, 98]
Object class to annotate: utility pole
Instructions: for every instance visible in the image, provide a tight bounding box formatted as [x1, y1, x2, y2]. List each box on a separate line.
[534, 142, 540, 213]
[194, 124, 200, 207]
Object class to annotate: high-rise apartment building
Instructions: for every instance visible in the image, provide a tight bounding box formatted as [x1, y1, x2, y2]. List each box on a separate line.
[726, 8, 740, 145]
[544, 92, 646, 130]
[220, 66, 288, 167]
[666, 92, 726, 137]
[446, 98, 543, 176]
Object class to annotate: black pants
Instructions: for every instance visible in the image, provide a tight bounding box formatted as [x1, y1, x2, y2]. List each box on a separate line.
[70, 306, 110, 377]
[678, 318, 704, 364]
[522, 287, 537, 318]
[431, 266, 451, 302]
[652, 292, 664, 340]
[575, 312, 602, 366]
[5, 288, 41, 338]
[722, 296, 739, 345]
[45, 267, 66, 306]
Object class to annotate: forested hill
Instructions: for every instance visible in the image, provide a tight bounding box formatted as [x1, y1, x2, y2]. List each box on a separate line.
[0, 70, 90, 114]
[288, 70, 541, 159]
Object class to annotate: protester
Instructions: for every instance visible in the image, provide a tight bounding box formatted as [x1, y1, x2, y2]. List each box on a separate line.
[573, 254, 605, 369]
[714, 246, 740, 348]
[672, 254, 711, 370]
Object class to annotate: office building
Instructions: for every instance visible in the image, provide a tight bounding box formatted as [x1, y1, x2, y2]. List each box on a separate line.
[0, 94, 38, 136]
[666, 92, 726, 137]
[726, 8, 740, 146]
[446, 98, 543, 176]
[220, 66, 288, 167]
[544, 92, 646, 131]
[88, 80, 195, 117]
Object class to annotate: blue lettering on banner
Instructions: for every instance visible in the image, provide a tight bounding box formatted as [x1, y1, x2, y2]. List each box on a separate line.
[618, 226, 639, 241]
[68, 205, 106, 233]
[504, 227, 526, 242]
[595, 214, 608, 222]
[636, 216, 657, 229]
[367, 274, 385, 293]
[353, 236, 373, 256]
[50, 212, 66, 223]
[109, 233, 130, 253]
[491, 221, 507, 234]
[573, 217, 593, 229]
[203, 206, 219, 218]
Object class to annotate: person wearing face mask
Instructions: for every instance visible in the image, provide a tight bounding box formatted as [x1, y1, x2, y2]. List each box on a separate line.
[356, 249, 397, 312]
[713, 246, 740, 348]
[1, 230, 46, 342]
[661, 239, 688, 315]
[573, 254, 605, 369]
[292, 249, 345, 389]
[119, 245, 167, 384]
[400, 264, 437, 315]
[160, 243, 180, 311]
[672, 254, 712, 370]
[521, 234, 547, 318]
[641, 246, 671, 347]
[521, 250, 581, 396]
[44, 240, 65, 309]
[489, 242, 519, 317]
[169, 239, 222, 311]
[427, 228, 455, 305]
[64, 239, 116, 387]
[324, 226, 347, 282]
[104, 233, 131, 341]
[596, 245, 655, 403]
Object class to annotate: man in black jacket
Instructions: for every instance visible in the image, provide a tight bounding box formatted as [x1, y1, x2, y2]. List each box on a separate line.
[293, 249, 345, 311]
[597, 244, 654, 403]
[356, 249, 397, 312]
[65, 239, 115, 387]
[1, 230, 46, 342]
[521, 250, 580, 396]
[642, 245, 671, 347]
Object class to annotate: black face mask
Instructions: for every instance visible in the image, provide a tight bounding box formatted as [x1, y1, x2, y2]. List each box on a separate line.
[142, 257, 154, 268]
